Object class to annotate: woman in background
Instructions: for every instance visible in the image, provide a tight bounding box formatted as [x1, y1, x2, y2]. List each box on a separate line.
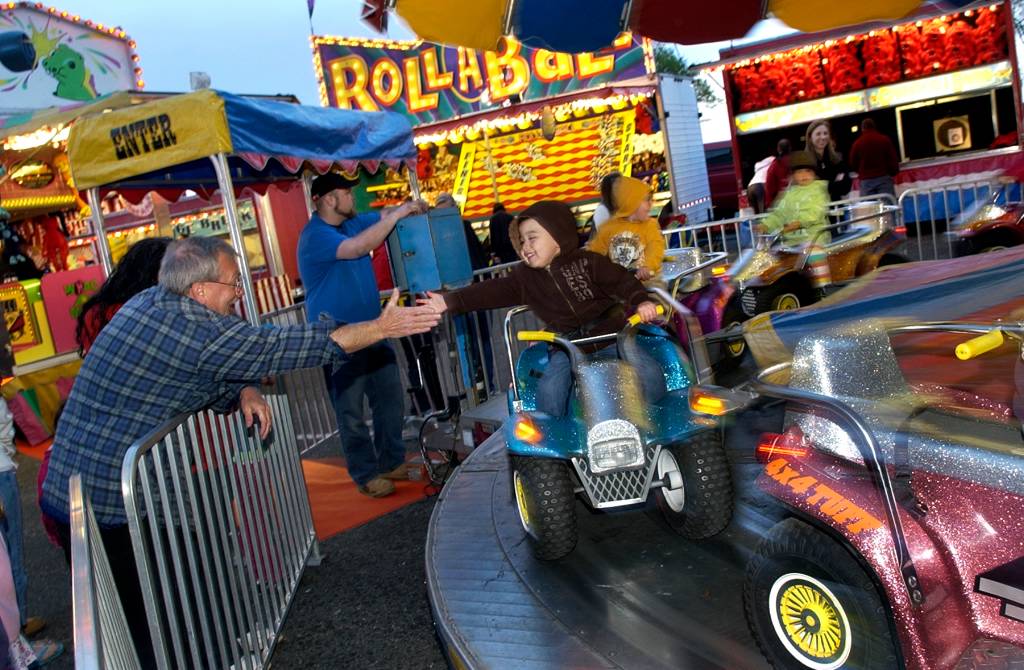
[75, 237, 173, 355]
[804, 120, 852, 202]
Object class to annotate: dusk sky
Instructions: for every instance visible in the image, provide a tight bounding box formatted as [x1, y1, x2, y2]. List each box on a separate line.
[44, 1, 791, 141]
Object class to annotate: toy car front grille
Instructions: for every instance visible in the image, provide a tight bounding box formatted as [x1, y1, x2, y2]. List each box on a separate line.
[571, 444, 660, 509]
[741, 289, 757, 317]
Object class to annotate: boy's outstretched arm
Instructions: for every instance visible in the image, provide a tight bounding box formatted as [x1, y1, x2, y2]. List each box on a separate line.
[419, 273, 524, 315]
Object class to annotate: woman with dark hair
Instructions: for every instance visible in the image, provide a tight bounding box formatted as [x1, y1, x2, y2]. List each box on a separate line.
[75, 236, 172, 355]
[764, 137, 792, 208]
[804, 119, 852, 202]
[39, 237, 173, 566]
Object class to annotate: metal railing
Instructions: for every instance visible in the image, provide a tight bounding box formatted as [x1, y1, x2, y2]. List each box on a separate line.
[70, 474, 141, 670]
[662, 210, 770, 259]
[121, 392, 318, 669]
[259, 304, 339, 456]
[660, 193, 898, 263]
[898, 178, 1022, 262]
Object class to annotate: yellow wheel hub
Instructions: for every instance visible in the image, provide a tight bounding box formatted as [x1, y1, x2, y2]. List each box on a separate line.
[774, 294, 801, 311]
[775, 579, 847, 665]
[513, 471, 531, 531]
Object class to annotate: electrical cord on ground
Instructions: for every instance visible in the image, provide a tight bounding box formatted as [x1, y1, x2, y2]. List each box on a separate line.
[419, 394, 462, 495]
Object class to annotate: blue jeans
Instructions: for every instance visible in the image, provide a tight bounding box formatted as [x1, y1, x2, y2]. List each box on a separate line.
[535, 344, 665, 417]
[325, 342, 407, 486]
[860, 175, 896, 199]
[0, 468, 25, 626]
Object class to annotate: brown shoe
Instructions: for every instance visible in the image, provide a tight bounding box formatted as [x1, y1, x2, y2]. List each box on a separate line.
[357, 477, 395, 498]
[21, 616, 46, 637]
[380, 463, 415, 480]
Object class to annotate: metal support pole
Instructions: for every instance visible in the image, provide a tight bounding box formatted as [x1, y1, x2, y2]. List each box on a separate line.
[209, 154, 260, 326]
[86, 188, 113, 276]
[407, 167, 422, 201]
[300, 172, 314, 219]
[254, 192, 285, 277]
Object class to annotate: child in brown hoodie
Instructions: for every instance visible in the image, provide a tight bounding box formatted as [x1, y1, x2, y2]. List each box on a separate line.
[420, 200, 663, 416]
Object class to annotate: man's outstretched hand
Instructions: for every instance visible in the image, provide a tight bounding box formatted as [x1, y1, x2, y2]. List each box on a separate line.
[240, 386, 272, 440]
[416, 291, 448, 315]
[377, 288, 442, 338]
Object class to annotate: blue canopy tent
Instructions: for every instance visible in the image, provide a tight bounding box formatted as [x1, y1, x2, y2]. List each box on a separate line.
[67, 89, 417, 324]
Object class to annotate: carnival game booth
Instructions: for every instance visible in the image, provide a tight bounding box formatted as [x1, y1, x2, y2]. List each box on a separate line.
[66, 88, 416, 326]
[0, 0, 147, 369]
[0, 91, 314, 375]
[709, 1, 1021, 219]
[312, 33, 714, 231]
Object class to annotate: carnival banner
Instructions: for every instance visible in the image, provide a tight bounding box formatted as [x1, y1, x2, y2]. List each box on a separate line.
[0, 5, 141, 113]
[67, 88, 233, 190]
[453, 110, 634, 219]
[313, 33, 650, 125]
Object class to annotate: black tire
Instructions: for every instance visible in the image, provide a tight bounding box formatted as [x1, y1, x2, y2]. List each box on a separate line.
[754, 277, 815, 315]
[877, 253, 907, 267]
[653, 430, 733, 539]
[971, 231, 1020, 254]
[510, 455, 578, 561]
[715, 299, 749, 374]
[744, 518, 901, 670]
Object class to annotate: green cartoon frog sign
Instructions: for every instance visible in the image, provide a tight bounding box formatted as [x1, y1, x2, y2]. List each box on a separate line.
[41, 43, 97, 101]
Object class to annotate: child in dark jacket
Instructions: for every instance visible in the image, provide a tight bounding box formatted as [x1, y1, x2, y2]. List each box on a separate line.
[420, 200, 663, 416]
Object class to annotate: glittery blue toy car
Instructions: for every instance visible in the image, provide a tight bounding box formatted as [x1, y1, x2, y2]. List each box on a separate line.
[504, 289, 734, 561]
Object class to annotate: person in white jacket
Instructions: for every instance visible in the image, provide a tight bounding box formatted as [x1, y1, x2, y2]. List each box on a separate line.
[746, 154, 776, 214]
[0, 397, 62, 666]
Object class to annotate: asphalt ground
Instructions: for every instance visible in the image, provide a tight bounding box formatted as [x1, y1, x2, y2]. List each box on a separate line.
[13, 453, 73, 670]
[270, 498, 447, 670]
[14, 443, 450, 670]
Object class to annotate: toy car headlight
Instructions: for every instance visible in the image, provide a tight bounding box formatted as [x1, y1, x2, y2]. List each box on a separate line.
[587, 419, 644, 474]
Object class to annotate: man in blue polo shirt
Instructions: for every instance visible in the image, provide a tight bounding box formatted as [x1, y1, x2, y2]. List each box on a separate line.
[297, 173, 427, 498]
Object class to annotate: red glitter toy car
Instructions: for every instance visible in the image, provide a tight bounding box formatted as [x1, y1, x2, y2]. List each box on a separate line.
[693, 319, 1024, 669]
[950, 188, 1024, 256]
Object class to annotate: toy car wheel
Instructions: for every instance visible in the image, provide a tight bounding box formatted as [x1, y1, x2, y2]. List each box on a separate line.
[754, 278, 815, 314]
[744, 518, 900, 670]
[877, 253, 907, 266]
[653, 430, 733, 539]
[510, 456, 578, 561]
[721, 300, 749, 360]
[969, 230, 1018, 255]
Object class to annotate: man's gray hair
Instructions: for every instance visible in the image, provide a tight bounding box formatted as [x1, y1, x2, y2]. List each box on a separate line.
[158, 237, 238, 295]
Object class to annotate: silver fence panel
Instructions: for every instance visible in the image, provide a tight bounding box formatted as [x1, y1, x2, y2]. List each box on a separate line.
[661, 211, 770, 261]
[260, 305, 340, 456]
[898, 179, 1022, 262]
[121, 392, 318, 669]
[70, 474, 141, 670]
[660, 193, 899, 263]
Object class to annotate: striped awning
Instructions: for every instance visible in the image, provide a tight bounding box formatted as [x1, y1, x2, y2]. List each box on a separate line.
[369, 0, 983, 51]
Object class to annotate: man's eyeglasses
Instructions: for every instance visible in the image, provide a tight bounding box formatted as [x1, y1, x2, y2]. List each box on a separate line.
[206, 277, 243, 290]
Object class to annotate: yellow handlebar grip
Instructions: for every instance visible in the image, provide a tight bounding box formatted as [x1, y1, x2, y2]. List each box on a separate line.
[955, 329, 1004, 360]
[627, 304, 666, 326]
[517, 330, 556, 342]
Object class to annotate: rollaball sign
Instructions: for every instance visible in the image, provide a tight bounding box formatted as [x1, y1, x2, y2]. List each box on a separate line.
[313, 33, 650, 125]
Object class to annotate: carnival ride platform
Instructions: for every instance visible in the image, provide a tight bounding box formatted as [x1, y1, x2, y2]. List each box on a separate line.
[425, 428, 776, 670]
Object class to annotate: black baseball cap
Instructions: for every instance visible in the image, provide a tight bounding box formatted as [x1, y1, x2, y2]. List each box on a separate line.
[310, 172, 359, 199]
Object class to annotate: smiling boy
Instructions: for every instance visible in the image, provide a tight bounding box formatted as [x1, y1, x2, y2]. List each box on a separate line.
[420, 201, 662, 416]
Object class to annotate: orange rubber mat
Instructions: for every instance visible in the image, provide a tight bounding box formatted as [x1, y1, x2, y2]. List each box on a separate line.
[301, 457, 428, 540]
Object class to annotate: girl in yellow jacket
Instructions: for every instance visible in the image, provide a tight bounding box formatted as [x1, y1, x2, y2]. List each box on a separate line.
[588, 176, 665, 282]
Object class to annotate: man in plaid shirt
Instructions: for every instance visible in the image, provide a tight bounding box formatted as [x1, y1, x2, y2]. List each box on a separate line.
[39, 237, 438, 665]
